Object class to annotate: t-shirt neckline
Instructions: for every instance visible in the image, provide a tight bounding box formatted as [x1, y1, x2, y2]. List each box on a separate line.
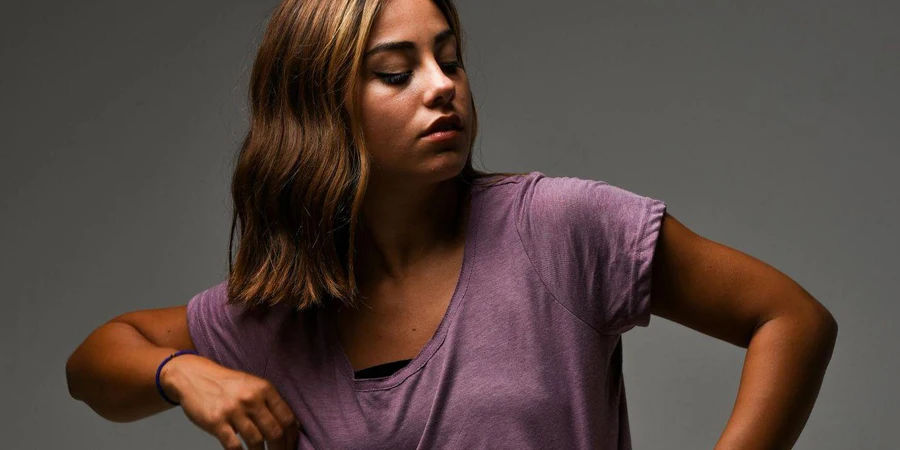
[321, 184, 484, 392]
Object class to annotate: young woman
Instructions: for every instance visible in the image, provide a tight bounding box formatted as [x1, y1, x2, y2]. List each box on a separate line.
[66, 0, 838, 449]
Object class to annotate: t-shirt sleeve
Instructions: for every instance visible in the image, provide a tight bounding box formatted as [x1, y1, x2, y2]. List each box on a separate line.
[185, 280, 284, 377]
[516, 172, 667, 335]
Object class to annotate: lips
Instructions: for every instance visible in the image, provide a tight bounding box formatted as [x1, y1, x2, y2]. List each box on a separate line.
[421, 114, 463, 137]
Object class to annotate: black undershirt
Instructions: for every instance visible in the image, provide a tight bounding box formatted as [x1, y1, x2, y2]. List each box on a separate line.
[353, 359, 412, 379]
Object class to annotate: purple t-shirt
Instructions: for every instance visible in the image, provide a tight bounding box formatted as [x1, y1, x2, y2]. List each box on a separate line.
[187, 171, 666, 449]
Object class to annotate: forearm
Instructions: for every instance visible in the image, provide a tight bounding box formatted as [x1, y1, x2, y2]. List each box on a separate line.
[714, 309, 838, 450]
[66, 322, 183, 423]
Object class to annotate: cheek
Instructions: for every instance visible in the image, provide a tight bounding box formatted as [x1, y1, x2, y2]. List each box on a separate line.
[359, 95, 386, 137]
[361, 92, 412, 143]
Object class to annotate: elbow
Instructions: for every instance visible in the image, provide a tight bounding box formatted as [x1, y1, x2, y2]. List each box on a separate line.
[804, 304, 839, 361]
[65, 365, 136, 423]
[761, 301, 839, 352]
[65, 352, 132, 423]
[65, 352, 84, 401]
[812, 302, 839, 342]
[797, 296, 839, 344]
[822, 312, 839, 346]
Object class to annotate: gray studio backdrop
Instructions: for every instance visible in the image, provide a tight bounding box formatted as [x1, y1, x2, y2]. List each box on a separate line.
[2, 0, 896, 448]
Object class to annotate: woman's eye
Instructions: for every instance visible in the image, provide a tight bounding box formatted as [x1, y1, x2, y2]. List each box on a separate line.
[441, 61, 461, 73]
[375, 71, 412, 85]
[375, 62, 461, 86]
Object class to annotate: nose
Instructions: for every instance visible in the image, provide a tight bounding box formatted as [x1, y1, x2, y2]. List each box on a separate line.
[423, 59, 456, 108]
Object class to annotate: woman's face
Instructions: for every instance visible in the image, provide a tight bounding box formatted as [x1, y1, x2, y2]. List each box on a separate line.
[357, 0, 472, 185]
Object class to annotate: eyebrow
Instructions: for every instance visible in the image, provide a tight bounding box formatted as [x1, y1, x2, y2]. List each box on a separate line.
[364, 29, 456, 59]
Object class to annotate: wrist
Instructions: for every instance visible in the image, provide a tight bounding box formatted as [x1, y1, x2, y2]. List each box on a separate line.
[158, 351, 198, 405]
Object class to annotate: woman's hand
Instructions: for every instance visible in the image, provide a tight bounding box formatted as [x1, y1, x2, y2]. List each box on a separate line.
[161, 355, 300, 450]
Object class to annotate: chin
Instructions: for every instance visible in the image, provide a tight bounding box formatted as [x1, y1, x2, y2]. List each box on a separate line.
[374, 144, 469, 183]
[419, 152, 468, 184]
[438, 146, 469, 169]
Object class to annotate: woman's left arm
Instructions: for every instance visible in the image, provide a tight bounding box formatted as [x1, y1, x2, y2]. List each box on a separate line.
[649, 212, 838, 450]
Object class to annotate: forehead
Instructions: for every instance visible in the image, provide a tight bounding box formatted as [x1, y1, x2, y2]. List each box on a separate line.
[367, 0, 450, 42]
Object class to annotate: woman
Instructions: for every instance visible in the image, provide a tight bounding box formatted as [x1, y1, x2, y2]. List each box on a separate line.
[66, 0, 838, 449]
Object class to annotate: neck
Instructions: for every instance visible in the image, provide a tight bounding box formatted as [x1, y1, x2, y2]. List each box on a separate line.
[355, 175, 468, 285]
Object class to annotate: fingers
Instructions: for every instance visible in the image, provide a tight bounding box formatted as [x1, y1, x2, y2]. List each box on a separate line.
[212, 411, 295, 450]
[246, 403, 288, 450]
[231, 415, 266, 450]
[231, 416, 299, 450]
[264, 383, 301, 449]
[234, 388, 299, 450]
[212, 423, 245, 450]
[180, 363, 301, 450]
[265, 387, 300, 432]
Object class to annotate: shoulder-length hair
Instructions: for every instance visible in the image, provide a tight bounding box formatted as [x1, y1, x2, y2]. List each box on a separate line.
[227, 0, 524, 312]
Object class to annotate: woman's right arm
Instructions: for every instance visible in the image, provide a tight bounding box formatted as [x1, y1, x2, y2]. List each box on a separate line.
[66, 305, 300, 449]
[65, 305, 197, 423]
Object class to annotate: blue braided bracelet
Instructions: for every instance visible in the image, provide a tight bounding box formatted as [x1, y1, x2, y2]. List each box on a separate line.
[155, 349, 198, 406]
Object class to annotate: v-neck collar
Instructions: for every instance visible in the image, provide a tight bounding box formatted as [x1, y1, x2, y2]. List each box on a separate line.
[321, 184, 484, 392]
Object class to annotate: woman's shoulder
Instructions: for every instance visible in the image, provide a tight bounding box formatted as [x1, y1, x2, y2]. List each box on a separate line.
[186, 279, 295, 376]
[471, 170, 659, 231]
[515, 171, 661, 217]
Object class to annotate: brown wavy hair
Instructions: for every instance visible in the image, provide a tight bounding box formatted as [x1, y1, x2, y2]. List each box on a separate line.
[226, 0, 525, 313]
